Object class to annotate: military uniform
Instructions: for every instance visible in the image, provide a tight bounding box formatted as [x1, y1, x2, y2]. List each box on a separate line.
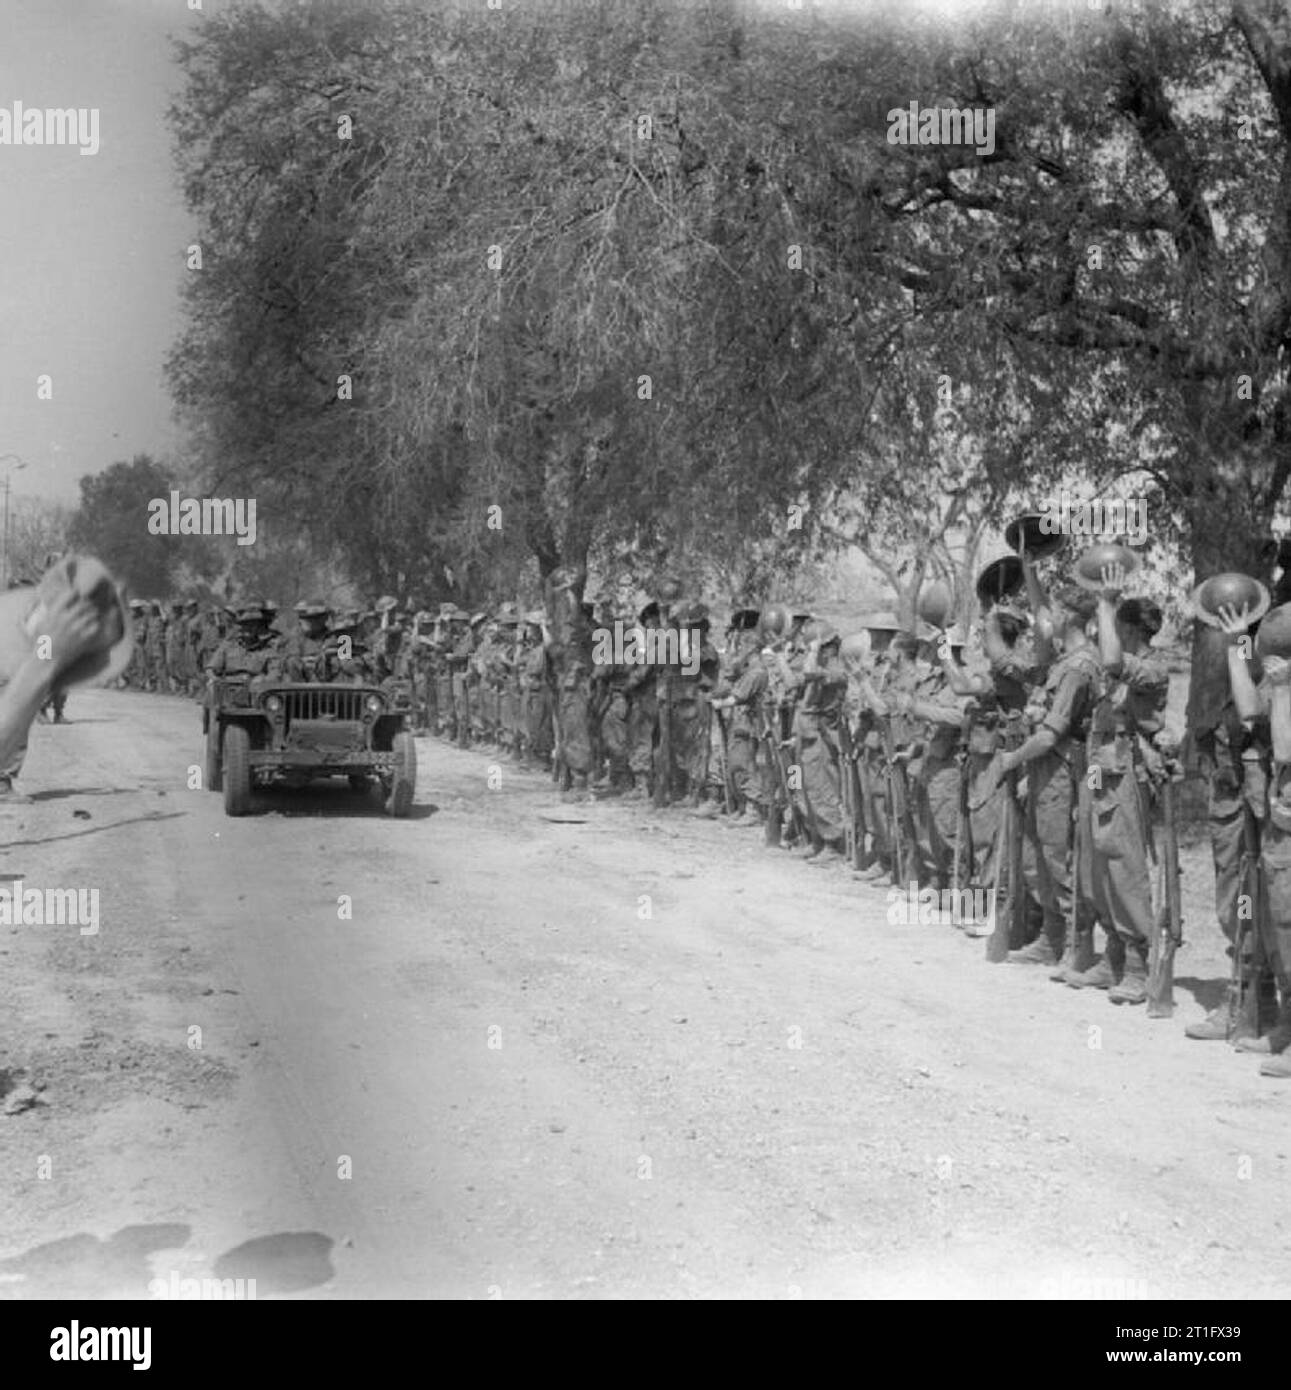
[282, 603, 331, 682]
[714, 647, 769, 820]
[910, 648, 968, 889]
[1013, 631, 1101, 968]
[669, 605, 720, 807]
[208, 603, 281, 678]
[793, 632, 849, 859]
[520, 617, 554, 767]
[322, 610, 375, 683]
[1080, 613, 1170, 996]
[145, 603, 166, 691]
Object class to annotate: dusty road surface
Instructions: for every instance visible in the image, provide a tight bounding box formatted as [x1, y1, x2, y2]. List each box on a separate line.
[0, 685, 1288, 1300]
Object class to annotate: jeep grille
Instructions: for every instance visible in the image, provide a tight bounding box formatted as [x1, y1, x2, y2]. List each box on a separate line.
[281, 688, 370, 722]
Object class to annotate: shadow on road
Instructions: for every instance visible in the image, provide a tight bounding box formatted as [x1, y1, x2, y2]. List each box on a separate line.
[1174, 974, 1229, 1014]
[27, 787, 139, 802]
[0, 1226, 335, 1298]
[0, 1223, 191, 1299]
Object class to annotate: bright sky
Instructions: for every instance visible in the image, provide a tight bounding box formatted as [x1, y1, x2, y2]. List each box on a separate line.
[0, 0, 203, 505]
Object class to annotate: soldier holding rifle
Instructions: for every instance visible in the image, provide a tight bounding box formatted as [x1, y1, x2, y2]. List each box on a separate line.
[1206, 595, 1291, 1070]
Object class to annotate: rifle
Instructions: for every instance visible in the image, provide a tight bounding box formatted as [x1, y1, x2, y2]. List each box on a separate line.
[1146, 758, 1184, 1017]
[854, 718, 884, 869]
[1232, 803, 1268, 1039]
[880, 716, 914, 888]
[951, 714, 972, 894]
[837, 714, 864, 869]
[653, 659, 673, 807]
[985, 714, 1028, 963]
[760, 700, 805, 846]
[587, 674, 611, 784]
[1061, 745, 1095, 976]
[712, 703, 734, 814]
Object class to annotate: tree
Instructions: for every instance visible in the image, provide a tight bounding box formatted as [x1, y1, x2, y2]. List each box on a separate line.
[67, 456, 185, 600]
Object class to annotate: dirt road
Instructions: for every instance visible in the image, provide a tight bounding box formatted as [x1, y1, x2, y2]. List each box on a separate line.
[0, 687, 1286, 1299]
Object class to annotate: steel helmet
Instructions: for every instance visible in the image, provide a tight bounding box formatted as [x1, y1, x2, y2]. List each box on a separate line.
[761, 603, 790, 639]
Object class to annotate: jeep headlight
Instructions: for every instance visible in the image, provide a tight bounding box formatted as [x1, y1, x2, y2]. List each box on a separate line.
[365, 695, 382, 714]
[265, 694, 282, 713]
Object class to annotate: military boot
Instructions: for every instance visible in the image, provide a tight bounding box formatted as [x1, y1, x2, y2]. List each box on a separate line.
[1066, 958, 1116, 990]
[1007, 935, 1059, 967]
[1108, 941, 1148, 1005]
[808, 842, 846, 868]
[1185, 990, 1236, 1041]
[1063, 932, 1122, 988]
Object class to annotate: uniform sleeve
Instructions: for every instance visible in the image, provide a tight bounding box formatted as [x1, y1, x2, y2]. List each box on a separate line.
[1119, 650, 1169, 699]
[924, 680, 968, 723]
[732, 664, 768, 704]
[1041, 667, 1093, 740]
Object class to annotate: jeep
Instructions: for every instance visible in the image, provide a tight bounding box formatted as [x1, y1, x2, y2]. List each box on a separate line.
[203, 675, 416, 817]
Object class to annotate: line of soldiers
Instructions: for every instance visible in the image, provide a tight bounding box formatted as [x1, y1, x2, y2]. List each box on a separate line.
[417, 548, 1291, 1078]
[115, 550, 1291, 1078]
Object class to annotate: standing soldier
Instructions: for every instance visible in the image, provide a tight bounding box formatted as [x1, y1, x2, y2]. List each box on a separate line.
[166, 601, 188, 694]
[433, 606, 461, 739]
[711, 607, 768, 827]
[793, 623, 849, 865]
[1071, 566, 1171, 999]
[1185, 573, 1279, 1041]
[850, 623, 899, 880]
[546, 569, 595, 794]
[624, 599, 662, 799]
[465, 612, 489, 745]
[183, 599, 203, 694]
[671, 602, 721, 812]
[447, 607, 475, 747]
[907, 627, 970, 891]
[125, 600, 148, 689]
[589, 607, 629, 796]
[876, 631, 924, 883]
[197, 602, 225, 680]
[411, 610, 438, 732]
[1216, 599, 1291, 1071]
[146, 601, 166, 692]
[492, 605, 522, 755]
[990, 586, 1101, 975]
[520, 610, 554, 771]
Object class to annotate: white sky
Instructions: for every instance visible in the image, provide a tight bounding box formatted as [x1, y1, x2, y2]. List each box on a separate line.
[0, 0, 201, 504]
